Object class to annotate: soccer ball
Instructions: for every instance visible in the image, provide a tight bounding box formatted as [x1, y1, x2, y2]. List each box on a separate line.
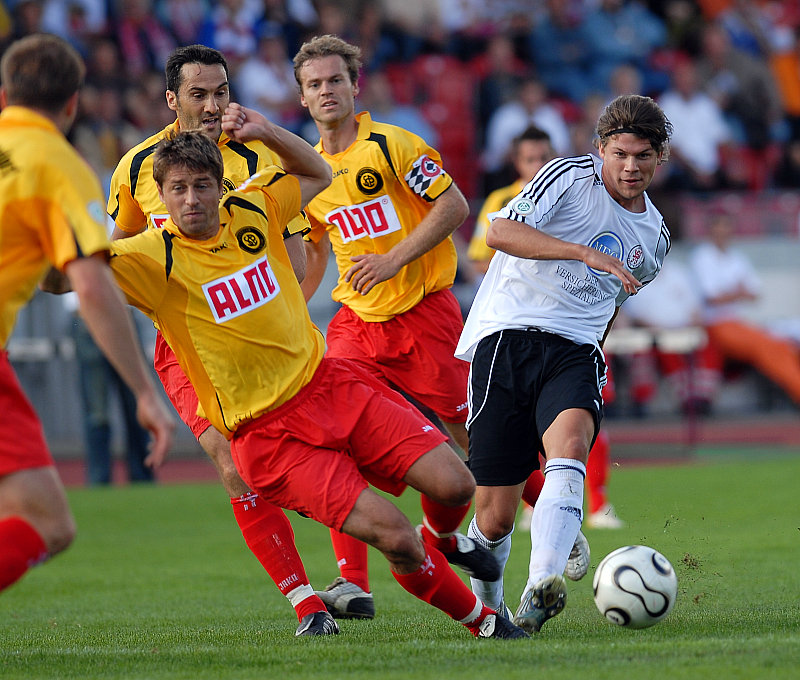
[592, 545, 678, 629]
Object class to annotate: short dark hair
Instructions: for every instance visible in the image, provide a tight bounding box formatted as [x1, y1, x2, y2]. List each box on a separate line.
[293, 34, 362, 88]
[596, 94, 673, 158]
[153, 131, 224, 188]
[514, 125, 552, 146]
[0, 33, 85, 113]
[165, 45, 228, 94]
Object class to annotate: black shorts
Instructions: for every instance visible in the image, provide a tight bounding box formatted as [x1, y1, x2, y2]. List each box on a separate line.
[466, 329, 606, 486]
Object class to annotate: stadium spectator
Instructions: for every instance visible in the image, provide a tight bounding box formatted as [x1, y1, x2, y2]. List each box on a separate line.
[108, 125, 526, 640]
[657, 57, 735, 191]
[196, 0, 261, 73]
[295, 35, 500, 620]
[582, 0, 669, 96]
[457, 94, 672, 632]
[528, 0, 593, 104]
[482, 77, 571, 184]
[233, 25, 303, 134]
[155, 0, 208, 46]
[689, 212, 800, 408]
[695, 21, 784, 189]
[472, 33, 530, 140]
[358, 69, 438, 146]
[113, 0, 177, 79]
[0, 33, 173, 593]
[619, 258, 720, 416]
[107, 44, 334, 636]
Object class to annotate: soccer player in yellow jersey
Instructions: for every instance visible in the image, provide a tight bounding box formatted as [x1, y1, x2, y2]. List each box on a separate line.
[292, 35, 499, 619]
[0, 34, 174, 593]
[109, 122, 527, 640]
[468, 126, 555, 277]
[107, 45, 331, 635]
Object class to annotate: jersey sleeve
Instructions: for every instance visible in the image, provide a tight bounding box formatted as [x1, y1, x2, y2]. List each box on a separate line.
[107, 159, 148, 234]
[489, 156, 597, 230]
[108, 233, 168, 316]
[46, 159, 110, 270]
[392, 129, 453, 203]
[236, 167, 302, 238]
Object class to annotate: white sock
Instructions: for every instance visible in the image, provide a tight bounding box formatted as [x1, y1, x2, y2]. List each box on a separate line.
[527, 458, 586, 588]
[467, 515, 513, 612]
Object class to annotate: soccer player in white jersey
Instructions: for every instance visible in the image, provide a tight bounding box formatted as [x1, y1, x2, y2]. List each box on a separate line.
[456, 95, 673, 633]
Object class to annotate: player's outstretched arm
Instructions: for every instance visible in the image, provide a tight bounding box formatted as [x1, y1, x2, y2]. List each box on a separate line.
[487, 217, 641, 295]
[221, 103, 331, 207]
[66, 254, 175, 466]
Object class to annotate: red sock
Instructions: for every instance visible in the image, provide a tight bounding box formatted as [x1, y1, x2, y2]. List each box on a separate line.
[231, 493, 324, 621]
[0, 516, 48, 592]
[392, 545, 493, 636]
[328, 528, 370, 592]
[521, 470, 545, 508]
[587, 430, 610, 514]
[418, 495, 470, 553]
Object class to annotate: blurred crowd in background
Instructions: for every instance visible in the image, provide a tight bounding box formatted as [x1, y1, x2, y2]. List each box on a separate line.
[2, 0, 800, 203]
[4, 0, 800, 424]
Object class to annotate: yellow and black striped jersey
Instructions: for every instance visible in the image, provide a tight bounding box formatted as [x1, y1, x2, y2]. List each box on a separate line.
[304, 112, 458, 322]
[109, 167, 325, 437]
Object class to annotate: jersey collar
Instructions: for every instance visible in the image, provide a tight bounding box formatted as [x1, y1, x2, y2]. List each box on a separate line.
[0, 105, 60, 133]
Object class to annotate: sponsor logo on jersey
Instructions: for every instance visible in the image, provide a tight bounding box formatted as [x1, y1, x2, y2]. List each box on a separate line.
[405, 154, 444, 196]
[587, 231, 624, 275]
[626, 243, 644, 270]
[326, 196, 402, 243]
[511, 198, 534, 215]
[150, 213, 169, 230]
[332, 168, 349, 179]
[236, 226, 266, 254]
[222, 178, 237, 194]
[202, 253, 280, 323]
[356, 167, 384, 195]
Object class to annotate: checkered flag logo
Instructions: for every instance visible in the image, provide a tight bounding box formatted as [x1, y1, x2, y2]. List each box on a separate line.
[404, 154, 444, 196]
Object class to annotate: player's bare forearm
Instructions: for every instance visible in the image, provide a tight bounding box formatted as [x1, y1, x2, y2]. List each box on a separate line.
[222, 103, 331, 206]
[300, 233, 330, 302]
[344, 186, 468, 294]
[388, 184, 468, 270]
[284, 233, 307, 283]
[488, 217, 640, 294]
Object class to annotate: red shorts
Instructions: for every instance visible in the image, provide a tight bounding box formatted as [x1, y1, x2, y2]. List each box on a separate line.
[153, 332, 211, 439]
[0, 352, 53, 475]
[230, 357, 447, 531]
[325, 289, 469, 423]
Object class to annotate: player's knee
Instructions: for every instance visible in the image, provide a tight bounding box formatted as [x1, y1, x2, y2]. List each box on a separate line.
[479, 513, 515, 542]
[42, 513, 77, 556]
[380, 525, 426, 570]
[437, 464, 475, 507]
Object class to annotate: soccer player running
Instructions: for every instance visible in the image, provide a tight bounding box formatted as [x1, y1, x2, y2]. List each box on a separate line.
[456, 95, 673, 632]
[0, 34, 174, 593]
[294, 35, 497, 620]
[107, 44, 331, 635]
[108, 119, 528, 640]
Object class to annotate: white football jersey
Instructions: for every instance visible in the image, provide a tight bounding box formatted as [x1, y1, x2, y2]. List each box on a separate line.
[457, 154, 670, 360]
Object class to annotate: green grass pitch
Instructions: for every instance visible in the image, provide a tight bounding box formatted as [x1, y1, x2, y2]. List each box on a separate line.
[2, 450, 799, 679]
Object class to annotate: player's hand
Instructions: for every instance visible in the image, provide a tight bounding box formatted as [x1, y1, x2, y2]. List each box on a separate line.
[582, 248, 641, 295]
[222, 103, 271, 143]
[136, 389, 176, 469]
[345, 253, 402, 295]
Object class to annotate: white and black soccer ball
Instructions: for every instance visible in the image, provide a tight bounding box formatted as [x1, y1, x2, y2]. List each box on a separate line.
[593, 545, 678, 629]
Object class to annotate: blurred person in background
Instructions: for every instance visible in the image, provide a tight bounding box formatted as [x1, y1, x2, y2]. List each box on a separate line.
[690, 212, 800, 408]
